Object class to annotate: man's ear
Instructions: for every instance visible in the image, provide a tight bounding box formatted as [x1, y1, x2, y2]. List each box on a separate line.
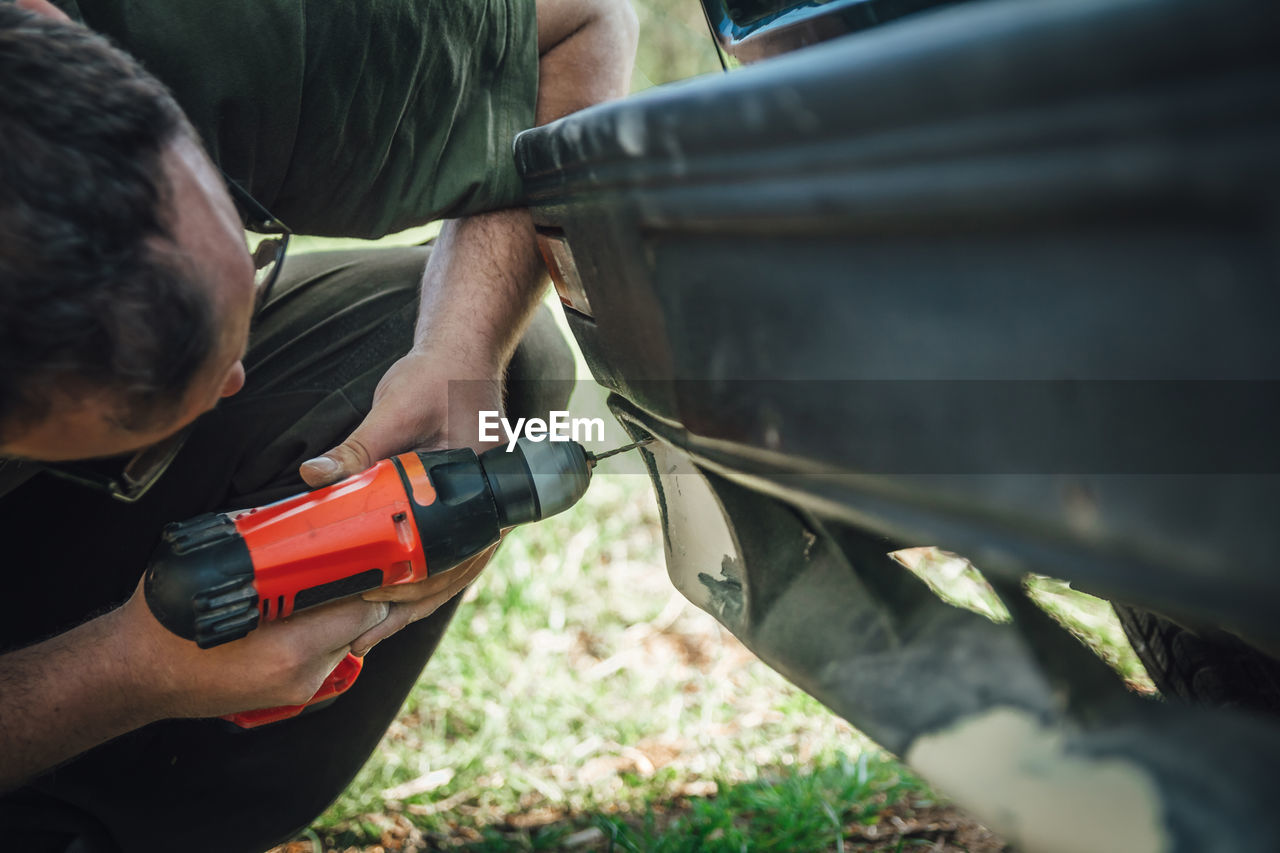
[15, 0, 72, 23]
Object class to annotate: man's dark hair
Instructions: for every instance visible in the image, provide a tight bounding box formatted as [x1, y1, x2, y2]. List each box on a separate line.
[0, 5, 215, 445]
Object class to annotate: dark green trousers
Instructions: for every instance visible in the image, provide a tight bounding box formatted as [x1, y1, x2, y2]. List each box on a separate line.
[0, 246, 574, 853]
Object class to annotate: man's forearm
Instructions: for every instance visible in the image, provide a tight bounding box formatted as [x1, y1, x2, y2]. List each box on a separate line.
[1, 581, 391, 790]
[410, 0, 639, 378]
[0, 608, 155, 790]
[412, 209, 545, 377]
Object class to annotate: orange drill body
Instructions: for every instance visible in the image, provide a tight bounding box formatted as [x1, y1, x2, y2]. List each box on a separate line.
[235, 455, 431, 624]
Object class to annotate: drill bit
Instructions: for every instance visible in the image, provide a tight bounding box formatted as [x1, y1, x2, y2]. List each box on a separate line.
[585, 438, 654, 467]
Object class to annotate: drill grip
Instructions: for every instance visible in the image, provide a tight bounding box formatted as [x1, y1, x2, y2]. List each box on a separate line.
[223, 653, 364, 728]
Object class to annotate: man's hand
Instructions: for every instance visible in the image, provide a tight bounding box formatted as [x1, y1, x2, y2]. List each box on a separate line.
[299, 348, 502, 489]
[118, 575, 390, 717]
[349, 548, 495, 656]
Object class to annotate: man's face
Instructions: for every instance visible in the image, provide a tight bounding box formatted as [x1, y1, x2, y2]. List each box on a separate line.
[0, 135, 258, 462]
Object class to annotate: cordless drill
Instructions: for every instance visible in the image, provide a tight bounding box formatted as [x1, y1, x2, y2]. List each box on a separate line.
[144, 437, 634, 727]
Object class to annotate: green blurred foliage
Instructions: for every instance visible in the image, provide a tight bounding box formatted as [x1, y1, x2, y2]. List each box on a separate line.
[630, 0, 725, 89]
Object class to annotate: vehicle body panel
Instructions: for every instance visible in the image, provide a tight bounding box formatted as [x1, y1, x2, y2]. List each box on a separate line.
[516, 0, 1280, 847]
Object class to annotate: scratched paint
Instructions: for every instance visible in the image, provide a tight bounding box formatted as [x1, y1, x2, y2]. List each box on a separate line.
[644, 442, 743, 629]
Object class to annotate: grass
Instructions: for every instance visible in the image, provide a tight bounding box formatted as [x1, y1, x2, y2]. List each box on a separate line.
[382, 752, 936, 853]
[586, 753, 930, 853]
[629, 0, 724, 89]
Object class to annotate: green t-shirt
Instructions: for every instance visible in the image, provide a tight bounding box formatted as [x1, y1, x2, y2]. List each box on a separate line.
[57, 0, 539, 238]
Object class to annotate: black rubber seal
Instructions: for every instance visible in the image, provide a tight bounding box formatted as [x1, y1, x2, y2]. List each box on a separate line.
[295, 568, 384, 611]
[478, 444, 540, 526]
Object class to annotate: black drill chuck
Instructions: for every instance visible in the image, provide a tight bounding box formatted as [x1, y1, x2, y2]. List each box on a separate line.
[479, 438, 593, 526]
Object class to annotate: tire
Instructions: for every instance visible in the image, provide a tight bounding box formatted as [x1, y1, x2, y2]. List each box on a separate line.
[1114, 604, 1280, 716]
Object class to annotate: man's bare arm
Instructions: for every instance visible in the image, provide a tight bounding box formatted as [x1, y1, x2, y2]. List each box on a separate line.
[410, 0, 641, 376]
[0, 606, 155, 791]
[0, 578, 388, 790]
[300, 0, 639, 484]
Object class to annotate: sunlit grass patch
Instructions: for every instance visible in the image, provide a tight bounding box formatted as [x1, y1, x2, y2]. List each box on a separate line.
[890, 547, 1011, 623]
[588, 753, 931, 853]
[890, 547, 1155, 695]
[1024, 575, 1156, 694]
[312, 472, 885, 849]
